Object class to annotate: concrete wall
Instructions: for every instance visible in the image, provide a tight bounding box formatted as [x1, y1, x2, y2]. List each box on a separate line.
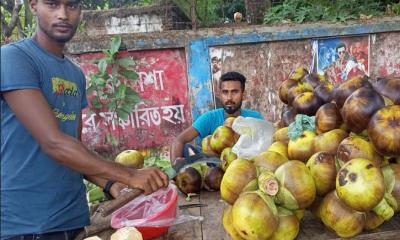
[67, 16, 400, 154]
[81, 3, 190, 36]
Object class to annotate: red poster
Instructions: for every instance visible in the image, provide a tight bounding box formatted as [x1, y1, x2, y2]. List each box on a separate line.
[74, 49, 191, 151]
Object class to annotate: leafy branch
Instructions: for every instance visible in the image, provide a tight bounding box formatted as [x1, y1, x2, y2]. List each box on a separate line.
[87, 36, 141, 150]
[264, 0, 387, 24]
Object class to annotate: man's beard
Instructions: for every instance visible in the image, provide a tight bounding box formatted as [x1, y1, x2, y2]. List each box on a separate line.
[223, 101, 242, 114]
[39, 21, 78, 43]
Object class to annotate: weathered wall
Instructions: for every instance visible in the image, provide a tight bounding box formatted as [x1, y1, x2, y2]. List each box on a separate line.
[81, 3, 190, 36]
[67, 17, 400, 155]
[370, 32, 400, 78]
[73, 48, 191, 153]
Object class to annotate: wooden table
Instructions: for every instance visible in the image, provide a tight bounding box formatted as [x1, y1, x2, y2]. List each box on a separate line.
[90, 191, 400, 240]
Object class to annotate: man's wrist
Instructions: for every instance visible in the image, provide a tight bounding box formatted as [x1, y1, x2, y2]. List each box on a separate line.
[103, 180, 115, 200]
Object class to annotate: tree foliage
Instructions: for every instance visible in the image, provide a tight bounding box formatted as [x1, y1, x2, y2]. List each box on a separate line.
[81, 0, 146, 9]
[1, 0, 34, 44]
[0, 0, 158, 43]
[264, 0, 399, 24]
[172, 0, 245, 25]
[1, 0, 399, 44]
[87, 35, 142, 152]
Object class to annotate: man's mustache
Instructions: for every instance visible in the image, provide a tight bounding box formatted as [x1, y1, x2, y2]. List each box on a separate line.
[224, 101, 236, 105]
[53, 22, 73, 29]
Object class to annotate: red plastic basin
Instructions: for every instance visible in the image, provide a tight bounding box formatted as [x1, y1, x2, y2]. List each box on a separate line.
[111, 185, 178, 240]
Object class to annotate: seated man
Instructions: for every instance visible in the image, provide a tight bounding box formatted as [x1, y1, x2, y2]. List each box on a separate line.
[171, 71, 264, 162]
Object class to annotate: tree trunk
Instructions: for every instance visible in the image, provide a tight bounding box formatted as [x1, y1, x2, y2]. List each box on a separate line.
[1, 0, 23, 38]
[191, 0, 197, 30]
[24, 0, 32, 29]
[245, 0, 271, 24]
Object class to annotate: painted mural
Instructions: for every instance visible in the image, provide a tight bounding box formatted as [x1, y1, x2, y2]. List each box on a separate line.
[75, 49, 191, 152]
[314, 35, 370, 84]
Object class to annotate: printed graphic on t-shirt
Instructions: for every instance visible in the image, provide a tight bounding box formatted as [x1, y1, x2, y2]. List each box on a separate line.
[52, 77, 78, 96]
[51, 77, 79, 121]
[53, 108, 77, 121]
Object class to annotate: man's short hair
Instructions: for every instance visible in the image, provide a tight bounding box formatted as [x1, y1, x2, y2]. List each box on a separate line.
[220, 71, 246, 91]
[336, 43, 346, 52]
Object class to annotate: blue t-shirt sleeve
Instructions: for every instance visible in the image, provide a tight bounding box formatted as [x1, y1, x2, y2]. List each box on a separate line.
[1, 45, 40, 92]
[241, 109, 264, 120]
[192, 111, 213, 138]
[254, 111, 264, 120]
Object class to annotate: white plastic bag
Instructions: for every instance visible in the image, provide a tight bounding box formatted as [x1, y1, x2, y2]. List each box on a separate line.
[231, 116, 274, 159]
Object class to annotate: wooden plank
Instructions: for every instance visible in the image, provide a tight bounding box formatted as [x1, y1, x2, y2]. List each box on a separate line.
[200, 190, 230, 240]
[298, 210, 400, 240]
[297, 211, 337, 240]
[88, 191, 400, 240]
[89, 202, 114, 240]
[330, 230, 400, 240]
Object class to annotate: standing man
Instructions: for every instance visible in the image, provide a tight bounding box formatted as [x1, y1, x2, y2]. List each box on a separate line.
[170, 71, 264, 161]
[326, 42, 365, 84]
[1, 1, 168, 240]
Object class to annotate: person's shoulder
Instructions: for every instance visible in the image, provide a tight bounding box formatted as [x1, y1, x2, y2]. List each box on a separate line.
[1, 39, 35, 64]
[201, 108, 223, 116]
[241, 109, 264, 119]
[241, 109, 260, 114]
[195, 108, 223, 123]
[1, 39, 29, 54]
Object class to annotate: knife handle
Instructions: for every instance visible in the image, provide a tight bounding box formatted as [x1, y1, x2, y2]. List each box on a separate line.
[97, 188, 142, 217]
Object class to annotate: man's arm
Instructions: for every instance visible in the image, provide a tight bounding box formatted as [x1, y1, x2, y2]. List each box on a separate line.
[77, 118, 127, 198]
[170, 126, 199, 161]
[3, 89, 168, 195]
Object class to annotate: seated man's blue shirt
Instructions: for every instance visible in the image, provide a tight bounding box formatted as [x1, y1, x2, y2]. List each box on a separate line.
[1, 39, 89, 239]
[192, 108, 264, 140]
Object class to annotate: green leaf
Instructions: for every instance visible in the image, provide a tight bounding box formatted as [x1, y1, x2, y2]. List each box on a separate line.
[86, 85, 96, 95]
[109, 135, 118, 146]
[92, 98, 102, 109]
[94, 77, 106, 87]
[144, 156, 172, 171]
[144, 157, 156, 167]
[110, 36, 121, 55]
[116, 57, 135, 68]
[116, 108, 129, 120]
[96, 71, 109, 80]
[116, 84, 127, 99]
[125, 89, 141, 104]
[120, 70, 138, 80]
[98, 59, 107, 73]
[120, 102, 133, 113]
[111, 66, 119, 76]
[107, 101, 116, 110]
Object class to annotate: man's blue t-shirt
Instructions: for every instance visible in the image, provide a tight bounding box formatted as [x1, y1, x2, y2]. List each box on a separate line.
[1, 39, 89, 238]
[192, 108, 264, 139]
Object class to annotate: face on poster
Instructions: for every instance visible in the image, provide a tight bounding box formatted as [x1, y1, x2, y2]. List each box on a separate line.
[209, 47, 223, 107]
[315, 36, 370, 84]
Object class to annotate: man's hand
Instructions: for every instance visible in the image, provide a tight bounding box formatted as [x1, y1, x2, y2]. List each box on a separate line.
[127, 167, 169, 195]
[109, 182, 128, 199]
